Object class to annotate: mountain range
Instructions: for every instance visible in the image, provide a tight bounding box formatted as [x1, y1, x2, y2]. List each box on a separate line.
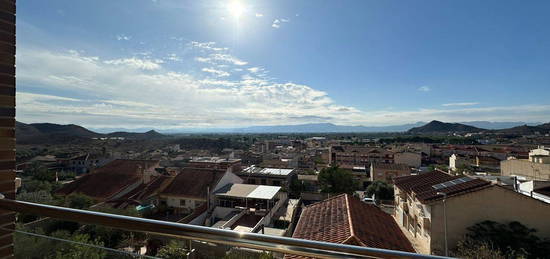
[16, 122, 165, 144]
[15, 120, 550, 143]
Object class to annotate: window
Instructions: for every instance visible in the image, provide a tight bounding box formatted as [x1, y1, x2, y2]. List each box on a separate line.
[180, 200, 186, 206]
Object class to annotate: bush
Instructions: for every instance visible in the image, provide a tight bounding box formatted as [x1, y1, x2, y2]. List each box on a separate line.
[365, 181, 394, 200]
[457, 221, 550, 259]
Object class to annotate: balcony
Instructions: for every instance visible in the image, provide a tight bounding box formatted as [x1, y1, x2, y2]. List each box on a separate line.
[0, 195, 450, 258]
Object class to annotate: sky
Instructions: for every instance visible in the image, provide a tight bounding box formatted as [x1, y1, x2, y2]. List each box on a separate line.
[15, 0, 550, 130]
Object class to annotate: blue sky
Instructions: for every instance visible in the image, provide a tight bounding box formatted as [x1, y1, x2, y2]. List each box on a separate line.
[15, 0, 550, 129]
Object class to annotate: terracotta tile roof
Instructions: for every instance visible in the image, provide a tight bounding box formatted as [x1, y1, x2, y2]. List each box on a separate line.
[286, 194, 414, 259]
[394, 170, 492, 203]
[160, 167, 226, 200]
[56, 159, 159, 201]
[106, 175, 175, 209]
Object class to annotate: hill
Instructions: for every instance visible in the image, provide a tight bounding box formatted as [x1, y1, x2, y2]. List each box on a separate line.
[492, 123, 550, 135]
[16, 122, 166, 144]
[407, 120, 485, 134]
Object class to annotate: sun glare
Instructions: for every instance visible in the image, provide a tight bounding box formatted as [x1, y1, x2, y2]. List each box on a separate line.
[227, 1, 245, 18]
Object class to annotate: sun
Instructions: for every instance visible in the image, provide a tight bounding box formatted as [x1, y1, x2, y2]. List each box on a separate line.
[227, 1, 245, 18]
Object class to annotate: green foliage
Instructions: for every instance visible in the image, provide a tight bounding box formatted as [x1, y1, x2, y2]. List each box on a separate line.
[51, 231, 106, 259]
[156, 240, 189, 259]
[365, 181, 394, 200]
[21, 179, 53, 193]
[17, 190, 53, 204]
[57, 171, 76, 181]
[65, 193, 94, 209]
[460, 221, 550, 259]
[288, 178, 304, 198]
[318, 166, 358, 194]
[453, 239, 506, 259]
[14, 227, 106, 259]
[79, 207, 144, 249]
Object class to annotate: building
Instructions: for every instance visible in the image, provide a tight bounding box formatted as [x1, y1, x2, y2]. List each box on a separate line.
[370, 162, 411, 183]
[393, 171, 550, 255]
[501, 147, 550, 180]
[449, 154, 472, 172]
[286, 194, 414, 259]
[329, 145, 394, 169]
[187, 157, 242, 173]
[394, 152, 422, 168]
[159, 167, 243, 214]
[56, 159, 161, 201]
[211, 183, 288, 233]
[475, 155, 501, 170]
[238, 165, 296, 188]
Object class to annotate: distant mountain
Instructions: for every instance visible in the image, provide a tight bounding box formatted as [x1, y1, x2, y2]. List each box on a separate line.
[106, 130, 165, 139]
[16, 121, 166, 144]
[228, 122, 427, 133]
[459, 121, 541, 130]
[492, 124, 550, 135]
[407, 120, 485, 134]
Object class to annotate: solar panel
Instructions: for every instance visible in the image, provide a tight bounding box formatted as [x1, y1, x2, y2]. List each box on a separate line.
[432, 177, 473, 190]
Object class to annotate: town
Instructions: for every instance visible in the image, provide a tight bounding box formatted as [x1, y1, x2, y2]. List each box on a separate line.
[11, 120, 550, 258]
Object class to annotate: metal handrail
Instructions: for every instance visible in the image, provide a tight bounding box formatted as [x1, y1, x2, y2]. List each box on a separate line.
[0, 197, 451, 259]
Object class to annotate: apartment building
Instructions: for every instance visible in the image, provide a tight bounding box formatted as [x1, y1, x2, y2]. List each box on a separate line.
[393, 171, 550, 255]
[370, 162, 411, 183]
[187, 157, 242, 173]
[329, 145, 394, 169]
[394, 152, 422, 168]
[501, 146, 550, 180]
[238, 165, 296, 188]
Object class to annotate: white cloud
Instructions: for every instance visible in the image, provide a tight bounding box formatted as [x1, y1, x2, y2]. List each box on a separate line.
[272, 18, 290, 28]
[195, 53, 247, 66]
[247, 67, 261, 73]
[116, 34, 131, 41]
[202, 67, 230, 77]
[104, 58, 162, 70]
[166, 53, 181, 62]
[418, 86, 431, 92]
[15, 45, 550, 129]
[255, 13, 263, 17]
[442, 102, 479, 107]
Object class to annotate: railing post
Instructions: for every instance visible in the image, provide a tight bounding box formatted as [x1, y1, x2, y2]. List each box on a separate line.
[0, 0, 15, 258]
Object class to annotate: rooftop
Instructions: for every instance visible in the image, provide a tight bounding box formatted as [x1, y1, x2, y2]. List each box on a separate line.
[287, 194, 414, 259]
[189, 157, 241, 163]
[55, 159, 159, 200]
[371, 162, 410, 171]
[214, 183, 281, 200]
[394, 170, 492, 203]
[241, 165, 295, 176]
[160, 167, 226, 199]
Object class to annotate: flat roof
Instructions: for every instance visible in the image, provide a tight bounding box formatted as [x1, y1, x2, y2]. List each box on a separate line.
[242, 166, 295, 176]
[214, 183, 281, 200]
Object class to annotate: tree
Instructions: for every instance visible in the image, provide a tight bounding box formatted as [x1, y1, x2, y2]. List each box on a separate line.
[458, 221, 550, 259]
[51, 231, 107, 259]
[453, 239, 505, 259]
[156, 240, 189, 259]
[318, 166, 358, 194]
[65, 193, 94, 209]
[365, 181, 394, 201]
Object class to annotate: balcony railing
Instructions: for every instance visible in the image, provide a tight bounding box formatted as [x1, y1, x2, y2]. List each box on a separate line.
[0, 195, 451, 259]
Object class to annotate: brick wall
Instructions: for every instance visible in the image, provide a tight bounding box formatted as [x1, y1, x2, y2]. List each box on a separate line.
[0, 0, 15, 258]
